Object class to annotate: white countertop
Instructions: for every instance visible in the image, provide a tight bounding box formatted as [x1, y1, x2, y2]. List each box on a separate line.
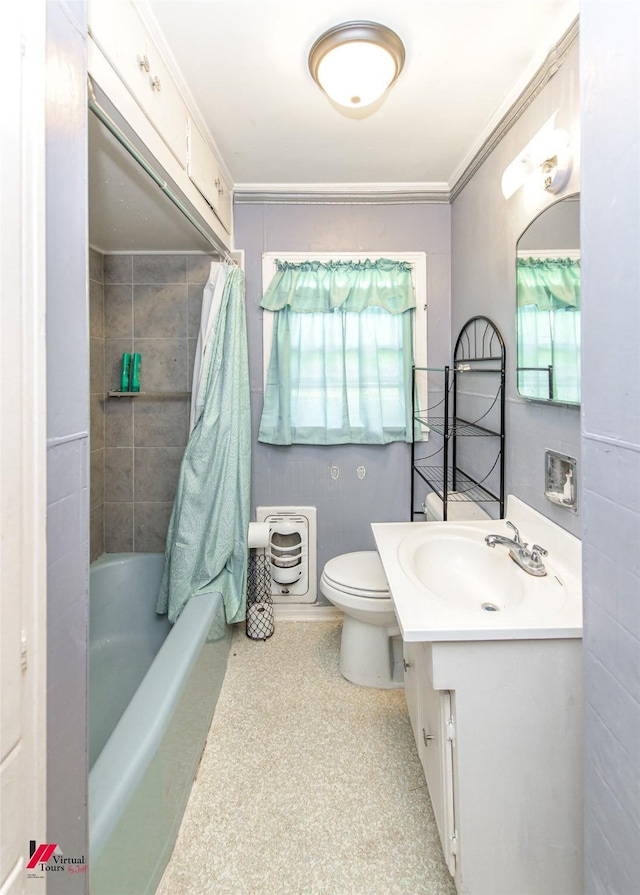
[372, 496, 583, 642]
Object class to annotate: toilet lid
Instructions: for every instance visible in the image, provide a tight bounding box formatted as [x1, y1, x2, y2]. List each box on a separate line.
[322, 551, 389, 598]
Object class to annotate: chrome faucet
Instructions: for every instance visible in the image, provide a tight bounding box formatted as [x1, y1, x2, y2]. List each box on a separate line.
[484, 521, 548, 577]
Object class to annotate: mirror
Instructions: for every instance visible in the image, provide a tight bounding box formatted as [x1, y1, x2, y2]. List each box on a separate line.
[516, 195, 580, 404]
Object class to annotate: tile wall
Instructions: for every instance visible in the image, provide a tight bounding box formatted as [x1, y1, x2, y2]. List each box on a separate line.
[89, 251, 214, 559]
[582, 4, 640, 890]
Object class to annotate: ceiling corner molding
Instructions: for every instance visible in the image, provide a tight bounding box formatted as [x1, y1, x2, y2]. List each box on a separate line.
[449, 15, 579, 203]
[233, 182, 451, 205]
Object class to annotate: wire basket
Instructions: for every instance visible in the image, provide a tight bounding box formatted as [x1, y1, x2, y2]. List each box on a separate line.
[246, 550, 274, 640]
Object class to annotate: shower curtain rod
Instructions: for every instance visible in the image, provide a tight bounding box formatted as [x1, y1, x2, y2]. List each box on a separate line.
[88, 78, 228, 257]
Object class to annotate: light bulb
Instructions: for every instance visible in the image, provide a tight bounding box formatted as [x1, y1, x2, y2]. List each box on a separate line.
[317, 41, 397, 108]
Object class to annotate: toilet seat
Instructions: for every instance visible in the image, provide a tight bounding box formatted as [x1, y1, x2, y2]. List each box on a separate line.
[321, 551, 389, 599]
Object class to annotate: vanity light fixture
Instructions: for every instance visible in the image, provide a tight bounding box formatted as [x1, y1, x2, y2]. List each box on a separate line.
[308, 21, 405, 109]
[501, 112, 573, 200]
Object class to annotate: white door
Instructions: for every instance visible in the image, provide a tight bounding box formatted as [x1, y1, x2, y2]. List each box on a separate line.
[0, 3, 48, 893]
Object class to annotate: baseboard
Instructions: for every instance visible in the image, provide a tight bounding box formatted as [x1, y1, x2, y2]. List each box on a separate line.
[272, 604, 343, 622]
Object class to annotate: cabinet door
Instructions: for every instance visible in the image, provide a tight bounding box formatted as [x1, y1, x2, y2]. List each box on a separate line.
[187, 119, 232, 234]
[89, 0, 188, 168]
[419, 668, 456, 876]
[143, 50, 188, 168]
[89, 1, 155, 111]
[214, 171, 232, 234]
[402, 641, 420, 750]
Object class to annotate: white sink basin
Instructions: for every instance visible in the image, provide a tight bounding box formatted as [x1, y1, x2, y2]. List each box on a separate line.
[397, 524, 566, 615]
[372, 496, 582, 642]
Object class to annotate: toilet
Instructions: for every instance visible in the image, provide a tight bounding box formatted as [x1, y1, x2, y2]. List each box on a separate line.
[320, 492, 490, 689]
[320, 550, 403, 689]
[422, 490, 491, 522]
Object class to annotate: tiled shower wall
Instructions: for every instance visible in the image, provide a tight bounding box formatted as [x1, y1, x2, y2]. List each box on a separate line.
[89, 251, 215, 560]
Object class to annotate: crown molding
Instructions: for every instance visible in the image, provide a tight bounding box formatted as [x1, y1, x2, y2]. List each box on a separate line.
[233, 16, 578, 207]
[233, 182, 450, 205]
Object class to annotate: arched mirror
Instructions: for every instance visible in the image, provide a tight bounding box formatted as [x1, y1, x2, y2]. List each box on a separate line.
[516, 195, 580, 404]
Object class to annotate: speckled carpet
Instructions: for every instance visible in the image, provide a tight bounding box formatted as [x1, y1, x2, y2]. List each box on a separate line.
[157, 621, 456, 895]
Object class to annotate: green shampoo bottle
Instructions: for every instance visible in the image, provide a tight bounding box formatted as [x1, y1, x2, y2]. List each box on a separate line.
[130, 353, 141, 392]
[120, 352, 131, 392]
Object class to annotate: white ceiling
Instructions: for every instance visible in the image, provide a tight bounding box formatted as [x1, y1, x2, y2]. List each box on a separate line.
[144, 0, 578, 187]
[89, 0, 579, 252]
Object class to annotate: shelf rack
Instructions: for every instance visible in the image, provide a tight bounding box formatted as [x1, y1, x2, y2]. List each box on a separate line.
[411, 315, 506, 520]
[108, 391, 190, 398]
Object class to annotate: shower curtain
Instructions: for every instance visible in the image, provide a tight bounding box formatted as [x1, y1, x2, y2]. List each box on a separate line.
[190, 261, 227, 431]
[157, 261, 251, 625]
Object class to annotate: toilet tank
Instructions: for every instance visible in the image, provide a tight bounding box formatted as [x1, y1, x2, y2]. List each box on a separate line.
[423, 491, 490, 522]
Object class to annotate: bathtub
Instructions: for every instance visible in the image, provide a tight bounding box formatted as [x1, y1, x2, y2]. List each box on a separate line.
[89, 553, 231, 895]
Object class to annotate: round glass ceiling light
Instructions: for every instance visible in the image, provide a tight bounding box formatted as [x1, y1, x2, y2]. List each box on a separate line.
[308, 21, 405, 109]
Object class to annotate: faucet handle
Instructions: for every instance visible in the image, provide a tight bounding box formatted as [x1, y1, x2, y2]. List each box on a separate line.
[531, 544, 548, 559]
[506, 520, 525, 547]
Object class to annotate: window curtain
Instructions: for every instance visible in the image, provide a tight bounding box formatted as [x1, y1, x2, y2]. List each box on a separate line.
[259, 258, 415, 445]
[516, 257, 580, 403]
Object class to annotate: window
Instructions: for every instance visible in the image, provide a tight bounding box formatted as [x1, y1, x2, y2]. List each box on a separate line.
[259, 253, 427, 445]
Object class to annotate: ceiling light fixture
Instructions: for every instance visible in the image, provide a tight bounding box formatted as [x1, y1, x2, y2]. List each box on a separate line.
[308, 21, 405, 109]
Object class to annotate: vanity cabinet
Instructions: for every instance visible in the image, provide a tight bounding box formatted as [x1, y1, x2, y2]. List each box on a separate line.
[404, 637, 583, 895]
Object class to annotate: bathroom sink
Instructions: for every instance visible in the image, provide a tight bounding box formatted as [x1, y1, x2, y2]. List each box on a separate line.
[371, 496, 582, 642]
[397, 524, 564, 615]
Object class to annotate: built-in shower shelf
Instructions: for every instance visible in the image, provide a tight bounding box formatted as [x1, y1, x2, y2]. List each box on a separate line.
[108, 390, 191, 398]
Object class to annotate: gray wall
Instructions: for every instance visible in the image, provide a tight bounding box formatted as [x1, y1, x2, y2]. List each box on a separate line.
[89, 251, 213, 557]
[581, 4, 640, 892]
[46, 0, 89, 890]
[451, 45, 581, 538]
[234, 202, 451, 599]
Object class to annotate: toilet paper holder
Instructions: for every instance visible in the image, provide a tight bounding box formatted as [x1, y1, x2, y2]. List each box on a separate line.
[245, 549, 274, 640]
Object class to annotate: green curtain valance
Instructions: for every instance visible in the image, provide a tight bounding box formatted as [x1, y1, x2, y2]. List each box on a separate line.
[260, 258, 416, 315]
[517, 257, 581, 311]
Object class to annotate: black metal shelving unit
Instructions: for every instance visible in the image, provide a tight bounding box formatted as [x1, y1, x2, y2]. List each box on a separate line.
[411, 315, 506, 520]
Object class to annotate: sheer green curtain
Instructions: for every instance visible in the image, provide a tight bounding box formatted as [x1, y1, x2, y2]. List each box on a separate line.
[258, 258, 415, 445]
[517, 257, 580, 403]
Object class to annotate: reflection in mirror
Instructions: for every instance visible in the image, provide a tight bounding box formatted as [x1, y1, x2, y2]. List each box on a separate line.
[516, 195, 580, 404]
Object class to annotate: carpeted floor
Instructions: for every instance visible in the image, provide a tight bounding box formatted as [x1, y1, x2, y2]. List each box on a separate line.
[157, 621, 457, 895]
